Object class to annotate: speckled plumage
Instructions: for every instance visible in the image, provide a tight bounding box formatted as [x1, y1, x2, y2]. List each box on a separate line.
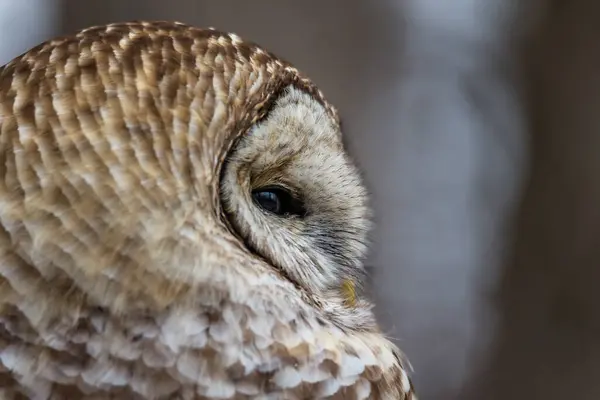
[0, 21, 416, 399]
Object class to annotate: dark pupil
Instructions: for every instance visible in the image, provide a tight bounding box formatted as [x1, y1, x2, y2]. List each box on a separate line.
[254, 190, 281, 214]
[252, 187, 305, 217]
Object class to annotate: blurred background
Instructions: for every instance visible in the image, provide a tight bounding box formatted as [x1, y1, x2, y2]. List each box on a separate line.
[2, 0, 600, 398]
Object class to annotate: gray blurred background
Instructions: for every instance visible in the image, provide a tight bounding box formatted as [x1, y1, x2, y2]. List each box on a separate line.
[2, 0, 600, 398]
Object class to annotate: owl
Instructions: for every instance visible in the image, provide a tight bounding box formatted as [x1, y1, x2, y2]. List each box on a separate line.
[0, 21, 416, 399]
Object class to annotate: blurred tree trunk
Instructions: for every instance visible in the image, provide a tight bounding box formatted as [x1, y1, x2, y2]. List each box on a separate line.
[468, 1, 600, 398]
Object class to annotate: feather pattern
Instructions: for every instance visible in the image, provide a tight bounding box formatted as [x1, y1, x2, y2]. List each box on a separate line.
[0, 21, 416, 399]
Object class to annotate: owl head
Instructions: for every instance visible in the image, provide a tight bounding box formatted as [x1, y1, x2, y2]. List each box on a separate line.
[0, 21, 415, 398]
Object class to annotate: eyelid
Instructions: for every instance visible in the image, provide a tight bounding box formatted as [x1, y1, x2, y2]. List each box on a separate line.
[252, 183, 307, 219]
[253, 181, 302, 199]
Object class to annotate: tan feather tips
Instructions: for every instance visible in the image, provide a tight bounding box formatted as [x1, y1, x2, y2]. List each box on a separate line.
[0, 20, 340, 127]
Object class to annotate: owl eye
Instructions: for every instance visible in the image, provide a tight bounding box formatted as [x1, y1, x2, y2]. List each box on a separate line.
[252, 186, 305, 217]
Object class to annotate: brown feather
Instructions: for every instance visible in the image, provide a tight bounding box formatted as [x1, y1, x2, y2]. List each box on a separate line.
[0, 21, 416, 399]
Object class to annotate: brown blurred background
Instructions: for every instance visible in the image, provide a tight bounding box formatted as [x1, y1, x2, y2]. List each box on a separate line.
[2, 0, 600, 398]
